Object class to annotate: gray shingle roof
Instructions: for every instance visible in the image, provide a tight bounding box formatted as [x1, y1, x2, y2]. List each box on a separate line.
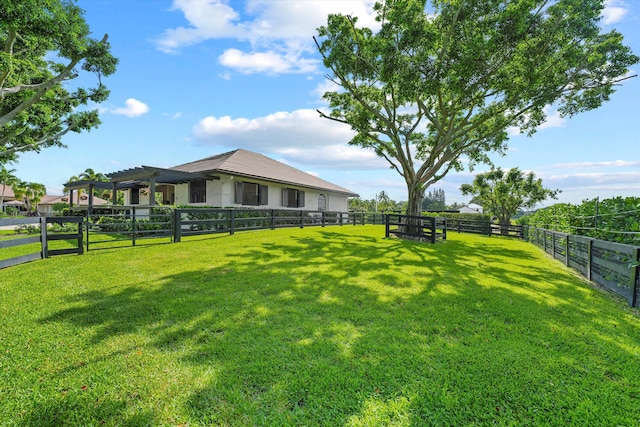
[172, 149, 358, 196]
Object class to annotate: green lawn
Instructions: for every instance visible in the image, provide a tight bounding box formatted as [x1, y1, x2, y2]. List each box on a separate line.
[1, 226, 639, 426]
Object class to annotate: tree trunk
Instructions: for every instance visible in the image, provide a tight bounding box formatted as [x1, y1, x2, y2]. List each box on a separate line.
[399, 183, 424, 240]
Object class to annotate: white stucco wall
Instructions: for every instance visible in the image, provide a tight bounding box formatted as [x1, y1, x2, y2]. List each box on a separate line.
[171, 175, 350, 211]
[120, 175, 350, 211]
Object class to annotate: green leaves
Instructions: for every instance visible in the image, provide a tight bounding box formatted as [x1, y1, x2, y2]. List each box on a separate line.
[316, 0, 637, 217]
[0, 0, 118, 162]
[461, 167, 559, 226]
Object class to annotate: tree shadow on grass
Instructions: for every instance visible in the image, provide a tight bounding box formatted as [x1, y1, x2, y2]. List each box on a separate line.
[32, 229, 640, 426]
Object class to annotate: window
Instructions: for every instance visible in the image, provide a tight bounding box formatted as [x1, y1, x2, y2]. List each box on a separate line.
[318, 194, 326, 211]
[235, 182, 268, 206]
[190, 180, 207, 203]
[130, 188, 140, 205]
[282, 188, 305, 208]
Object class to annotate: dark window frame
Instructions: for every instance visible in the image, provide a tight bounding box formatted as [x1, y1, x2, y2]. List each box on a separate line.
[235, 181, 268, 206]
[318, 194, 326, 211]
[282, 188, 305, 208]
[189, 180, 207, 204]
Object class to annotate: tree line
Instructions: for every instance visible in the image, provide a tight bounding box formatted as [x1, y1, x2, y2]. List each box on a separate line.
[0, 166, 114, 216]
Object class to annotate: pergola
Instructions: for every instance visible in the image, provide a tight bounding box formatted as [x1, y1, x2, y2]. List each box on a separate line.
[64, 166, 208, 209]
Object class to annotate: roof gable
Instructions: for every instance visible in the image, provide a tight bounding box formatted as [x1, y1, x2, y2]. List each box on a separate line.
[172, 149, 357, 196]
[0, 184, 16, 199]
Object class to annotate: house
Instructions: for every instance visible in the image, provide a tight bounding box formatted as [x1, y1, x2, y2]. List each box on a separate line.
[0, 184, 18, 213]
[458, 203, 484, 214]
[65, 149, 359, 212]
[37, 194, 108, 216]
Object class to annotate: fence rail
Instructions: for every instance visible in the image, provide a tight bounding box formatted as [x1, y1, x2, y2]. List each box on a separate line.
[174, 208, 357, 242]
[525, 226, 640, 307]
[446, 218, 491, 236]
[490, 223, 524, 238]
[80, 206, 173, 250]
[0, 216, 83, 269]
[385, 214, 446, 243]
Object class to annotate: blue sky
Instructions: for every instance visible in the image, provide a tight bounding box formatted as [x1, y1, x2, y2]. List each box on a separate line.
[11, 0, 640, 206]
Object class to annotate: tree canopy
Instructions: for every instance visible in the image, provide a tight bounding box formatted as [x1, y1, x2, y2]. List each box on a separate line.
[0, 0, 118, 163]
[460, 167, 559, 227]
[12, 180, 46, 215]
[315, 0, 638, 218]
[0, 165, 18, 212]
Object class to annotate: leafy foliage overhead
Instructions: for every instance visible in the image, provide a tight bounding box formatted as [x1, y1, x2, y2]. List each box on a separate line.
[0, 0, 118, 162]
[315, 0, 638, 217]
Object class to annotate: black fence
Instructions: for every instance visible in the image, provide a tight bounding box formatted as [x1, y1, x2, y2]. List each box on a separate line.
[446, 218, 491, 236]
[82, 206, 173, 250]
[0, 216, 83, 269]
[385, 214, 446, 243]
[525, 227, 640, 307]
[174, 209, 359, 242]
[445, 218, 523, 238]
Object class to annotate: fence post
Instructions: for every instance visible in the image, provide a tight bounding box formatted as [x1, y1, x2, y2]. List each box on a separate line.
[300, 210, 304, 228]
[629, 247, 639, 307]
[271, 209, 276, 230]
[385, 214, 390, 238]
[230, 210, 235, 235]
[132, 207, 137, 246]
[77, 218, 84, 254]
[40, 217, 48, 259]
[430, 216, 436, 244]
[173, 209, 182, 243]
[565, 234, 570, 266]
[552, 231, 557, 260]
[339, 212, 343, 226]
[321, 211, 326, 227]
[587, 239, 593, 281]
[85, 211, 90, 252]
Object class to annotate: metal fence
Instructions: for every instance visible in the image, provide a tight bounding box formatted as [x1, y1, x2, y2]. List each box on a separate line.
[524, 226, 640, 307]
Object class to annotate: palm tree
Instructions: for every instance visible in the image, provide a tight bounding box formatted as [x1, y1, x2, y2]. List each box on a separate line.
[0, 166, 19, 213]
[13, 180, 46, 216]
[67, 168, 110, 200]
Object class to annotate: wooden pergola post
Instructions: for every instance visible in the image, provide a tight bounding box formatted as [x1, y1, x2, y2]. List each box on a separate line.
[111, 182, 117, 206]
[149, 176, 156, 206]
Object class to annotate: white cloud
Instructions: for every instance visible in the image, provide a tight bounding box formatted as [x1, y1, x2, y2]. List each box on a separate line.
[155, 0, 244, 53]
[547, 171, 640, 187]
[192, 108, 387, 170]
[155, 0, 379, 75]
[602, 0, 628, 25]
[218, 48, 318, 75]
[507, 107, 566, 136]
[551, 160, 640, 169]
[111, 98, 149, 117]
[312, 79, 342, 103]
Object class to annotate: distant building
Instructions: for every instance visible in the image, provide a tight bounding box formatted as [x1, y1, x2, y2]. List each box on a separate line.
[37, 194, 108, 216]
[458, 203, 483, 214]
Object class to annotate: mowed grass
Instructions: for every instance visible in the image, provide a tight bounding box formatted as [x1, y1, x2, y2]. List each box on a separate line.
[1, 225, 639, 426]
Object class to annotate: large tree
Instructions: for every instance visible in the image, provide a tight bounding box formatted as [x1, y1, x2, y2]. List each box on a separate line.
[315, 0, 637, 220]
[0, 0, 118, 162]
[460, 167, 559, 230]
